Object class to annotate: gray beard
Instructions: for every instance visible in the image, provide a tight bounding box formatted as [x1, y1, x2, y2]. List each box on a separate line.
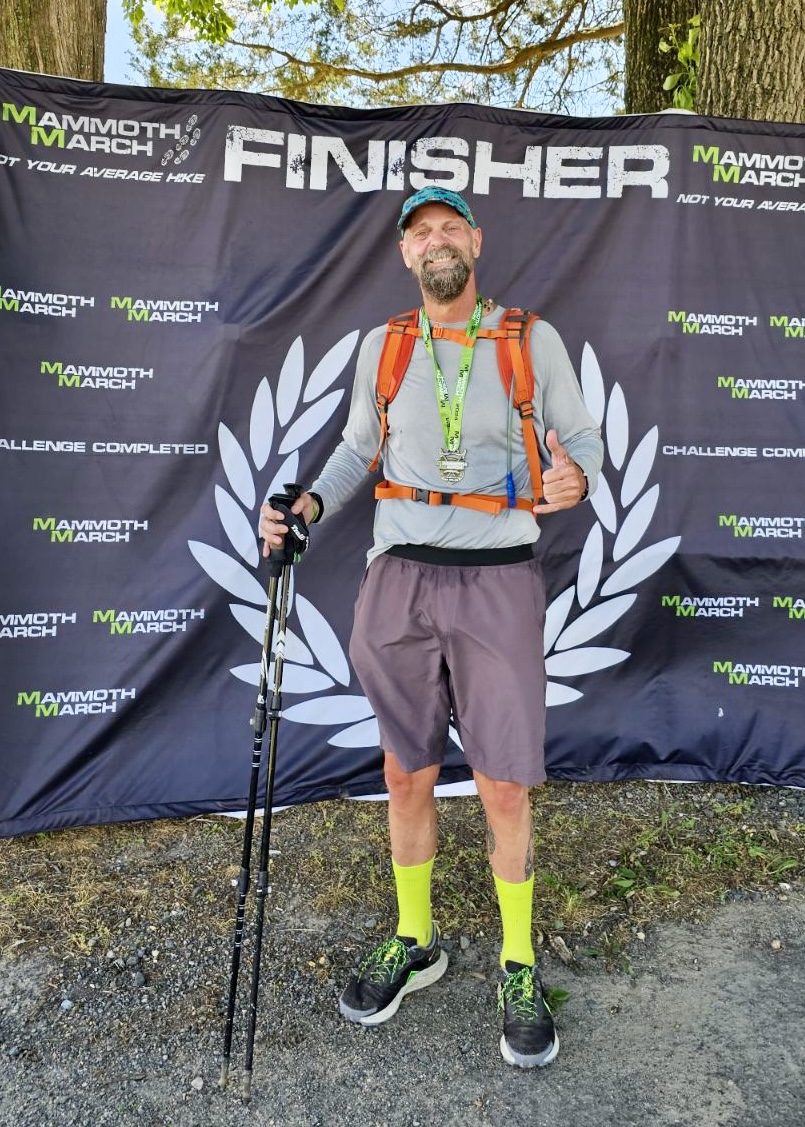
[417, 255, 472, 304]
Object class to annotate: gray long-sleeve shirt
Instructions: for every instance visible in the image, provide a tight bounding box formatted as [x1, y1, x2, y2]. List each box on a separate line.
[311, 303, 603, 564]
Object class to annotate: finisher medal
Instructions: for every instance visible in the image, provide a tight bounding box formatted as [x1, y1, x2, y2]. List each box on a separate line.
[437, 449, 468, 484]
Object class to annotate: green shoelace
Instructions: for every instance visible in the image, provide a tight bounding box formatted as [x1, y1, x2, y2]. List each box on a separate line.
[360, 937, 411, 983]
[498, 966, 550, 1019]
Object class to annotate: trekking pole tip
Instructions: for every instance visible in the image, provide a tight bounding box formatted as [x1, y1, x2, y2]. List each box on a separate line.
[240, 1071, 253, 1103]
[218, 1060, 230, 1089]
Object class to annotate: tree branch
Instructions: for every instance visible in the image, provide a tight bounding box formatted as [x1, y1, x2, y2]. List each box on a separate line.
[406, 0, 527, 31]
[231, 19, 624, 83]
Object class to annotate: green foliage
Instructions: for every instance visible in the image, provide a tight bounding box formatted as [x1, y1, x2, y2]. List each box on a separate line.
[123, 0, 337, 46]
[601, 796, 800, 916]
[544, 986, 570, 1012]
[125, 0, 235, 43]
[659, 12, 700, 111]
[123, 0, 625, 114]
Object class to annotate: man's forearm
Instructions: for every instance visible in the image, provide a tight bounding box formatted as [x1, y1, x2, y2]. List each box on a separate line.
[310, 441, 372, 520]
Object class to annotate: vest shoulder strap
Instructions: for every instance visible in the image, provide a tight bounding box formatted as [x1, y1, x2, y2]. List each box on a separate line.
[495, 308, 543, 502]
[368, 309, 419, 472]
[495, 308, 539, 406]
[376, 309, 420, 403]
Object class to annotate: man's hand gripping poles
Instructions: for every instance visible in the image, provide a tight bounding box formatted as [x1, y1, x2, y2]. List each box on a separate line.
[219, 484, 309, 1102]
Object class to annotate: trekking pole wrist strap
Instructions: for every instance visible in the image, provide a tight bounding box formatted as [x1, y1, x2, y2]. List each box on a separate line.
[308, 491, 324, 523]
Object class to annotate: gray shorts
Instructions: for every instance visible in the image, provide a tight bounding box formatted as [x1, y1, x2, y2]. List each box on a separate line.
[349, 550, 547, 786]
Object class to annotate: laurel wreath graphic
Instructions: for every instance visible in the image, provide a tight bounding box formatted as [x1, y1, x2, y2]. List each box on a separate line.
[542, 343, 681, 706]
[189, 335, 680, 749]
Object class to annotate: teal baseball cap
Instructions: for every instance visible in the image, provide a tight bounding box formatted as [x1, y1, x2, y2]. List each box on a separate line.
[397, 187, 477, 234]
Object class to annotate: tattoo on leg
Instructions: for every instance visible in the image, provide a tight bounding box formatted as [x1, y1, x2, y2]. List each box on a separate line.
[524, 838, 534, 880]
[486, 822, 496, 856]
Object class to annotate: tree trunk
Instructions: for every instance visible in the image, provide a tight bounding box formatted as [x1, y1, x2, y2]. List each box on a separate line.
[0, 0, 106, 81]
[623, 0, 699, 114]
[698, 0, 805, 120]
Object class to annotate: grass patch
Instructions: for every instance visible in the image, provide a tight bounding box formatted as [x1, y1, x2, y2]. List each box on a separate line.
[0, 817, 243, 958]
[1, 782, 803, 963]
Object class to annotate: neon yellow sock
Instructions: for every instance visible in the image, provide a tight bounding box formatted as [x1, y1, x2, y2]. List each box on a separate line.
[494, 872, 535, 968]
[392, 856, 435, 947]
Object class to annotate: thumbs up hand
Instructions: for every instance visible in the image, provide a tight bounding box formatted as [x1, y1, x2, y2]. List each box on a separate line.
[534, 429, 588, 515]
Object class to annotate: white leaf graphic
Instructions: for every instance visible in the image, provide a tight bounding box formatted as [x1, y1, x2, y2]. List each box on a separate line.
[283, 695, 375, 725]
[188, 541, 268, 604]
[544, 586, 575, 654]
[613, 485, 659, 561]
[218, 424, 256, 509]
[546, 683, 584, 707]
[229, 663, 335, 693]
[230, 663, 262, 685]
[295, 595, 351, 686]
[249, 378, 274, 471]
[546, 648, 629, 675]
[606, 383, 629, 470]
[448, 725, 463, 749]
[229, 605, 268, 645]
[229, 605, 313, 664]
[581, 342, 606, 424]
[305, 331, 360, 402]
[277, 627, 311, 664]
[601, 537, 682, 596]
[588, 471, 617, 533]
[278, 391, 344, 455]
[577, 523, 604, 609]
[215, 486, 259, 568]
[555, 595, 636, 651]
[264, 452, 301, 501]
[328, 718, 380, 748]
[277, 666, 335, 693]
[621, 427, 659, 508]
[277, 336, 304, 425]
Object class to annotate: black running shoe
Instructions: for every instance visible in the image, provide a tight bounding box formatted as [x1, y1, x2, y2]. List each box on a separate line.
[338, 928, 448, 1026]
[498, 961, 559, 1068]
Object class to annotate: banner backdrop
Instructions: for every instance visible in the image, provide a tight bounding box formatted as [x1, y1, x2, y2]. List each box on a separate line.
[2, 67, 805, 836]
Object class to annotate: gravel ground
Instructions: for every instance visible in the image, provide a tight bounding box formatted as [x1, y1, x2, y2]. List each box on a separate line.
[2, 785, 804, 1127]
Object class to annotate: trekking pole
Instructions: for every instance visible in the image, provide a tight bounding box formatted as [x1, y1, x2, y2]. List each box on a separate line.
[240, 552, 292, 1102]
[218, 484, 309, 1099]
[218, 565, 282, 1090]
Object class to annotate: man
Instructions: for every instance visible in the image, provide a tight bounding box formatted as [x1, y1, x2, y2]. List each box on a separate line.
[260, 186, 603, 1068]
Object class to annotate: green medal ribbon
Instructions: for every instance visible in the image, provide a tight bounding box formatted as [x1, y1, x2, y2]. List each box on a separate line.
[420, 297, 483, 476]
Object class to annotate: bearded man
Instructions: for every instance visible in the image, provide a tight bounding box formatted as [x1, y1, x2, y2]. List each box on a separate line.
[260, 186, 603, 1068]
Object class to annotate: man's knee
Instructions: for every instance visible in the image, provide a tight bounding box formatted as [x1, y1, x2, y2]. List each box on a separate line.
[384, 753, 438, 806]
[476, 775, 531, 821]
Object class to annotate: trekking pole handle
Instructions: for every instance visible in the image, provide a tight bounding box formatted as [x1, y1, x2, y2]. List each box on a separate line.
[265, 483, 309, 575]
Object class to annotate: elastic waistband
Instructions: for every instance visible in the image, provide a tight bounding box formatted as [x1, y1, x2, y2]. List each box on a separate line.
[386, 544, 535, 567]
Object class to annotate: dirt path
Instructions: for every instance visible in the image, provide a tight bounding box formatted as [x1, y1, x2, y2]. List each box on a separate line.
[2, 891, 802, 1127]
